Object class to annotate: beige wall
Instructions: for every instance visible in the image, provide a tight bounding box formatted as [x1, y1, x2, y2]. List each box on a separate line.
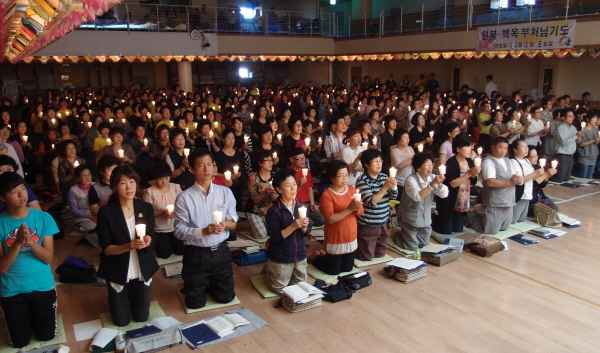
[286, 61, 331, 87]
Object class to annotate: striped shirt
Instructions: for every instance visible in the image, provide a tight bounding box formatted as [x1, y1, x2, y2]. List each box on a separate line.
[356, 173, 398, 227]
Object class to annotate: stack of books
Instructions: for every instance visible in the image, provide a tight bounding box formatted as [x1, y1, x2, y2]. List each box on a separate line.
[528, 227, 566, 239]
[243, 246, 261, 254]
[282, 282, 325, 304]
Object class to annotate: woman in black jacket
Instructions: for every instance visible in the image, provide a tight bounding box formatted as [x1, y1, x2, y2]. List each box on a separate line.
[96, 165, 159, 327]
[433, 134, 481, 234]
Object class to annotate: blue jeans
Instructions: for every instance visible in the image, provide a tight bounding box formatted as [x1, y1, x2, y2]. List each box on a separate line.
[579, 163, 595, 179]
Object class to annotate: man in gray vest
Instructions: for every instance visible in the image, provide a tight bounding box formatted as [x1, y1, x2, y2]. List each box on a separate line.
[467, 137, 522, 234]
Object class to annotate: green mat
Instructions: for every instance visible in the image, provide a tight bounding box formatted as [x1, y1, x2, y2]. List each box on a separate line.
[155, 254, 183, 266]
[176, 290, 241, 314]
[508, 220, 540, 233]
[239, 231, 269, 243]
[306, 264, 360, 284]
[100, 300, 165, 331]
[484, 227, 521, 240]
[0, 314, 66, 353]
[354, 254, 395, 268]
[387, 237, 416, 257]
[69, 230, 84, 237]
[249, 274, 280, 298]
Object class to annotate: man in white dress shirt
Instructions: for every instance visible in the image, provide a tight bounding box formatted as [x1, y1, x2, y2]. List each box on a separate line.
[484, 75, 498, 98]
[174, 149, 238, 309]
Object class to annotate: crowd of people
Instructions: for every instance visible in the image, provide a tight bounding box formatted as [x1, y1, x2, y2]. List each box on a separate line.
[0, 75, 595, 348]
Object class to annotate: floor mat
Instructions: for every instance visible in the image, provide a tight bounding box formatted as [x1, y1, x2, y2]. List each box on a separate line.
[239, 231, 269, 243]
[155, 254, 183, 266]
[483, 227, 522, 240]
[387, 237, 416, 258]
[508, 220, 541, 233]
[176, 291, 241, 314]
[306, 264, 360, 284]
[354, 254, 395, 268]
[69, 230, 84, 237]
[0, 314, 66, 353]
[249, 274, 279, 298]
[99, 300, 165, 331]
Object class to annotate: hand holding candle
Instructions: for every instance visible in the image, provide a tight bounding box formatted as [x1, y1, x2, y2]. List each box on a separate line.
[134, 224, 146, 240]
[429, 131, 434, 138]
[23, 135, 28, 142]
[118, 149, 124, 158]
[389, 167, 397, 178]
[213, 211, 223, 224]
[353, 189, 361, 202]
[166, 205, 174, 216]
[438, 165, 446, 175]
[304, 137, 311, 147]
[474, 157, 481, 167]
[551, 160, 558, 169]
[143, 138, 148, 146]
[298, 206, 307, 219]
[73, 160, 80, 167]
[224, 171, 232, 180]
[372, 137, 377, 146]
[581, 122, 587, 128]
[302, 168, 308, 177]
[318, 137, 322, 145]
[183, 148, 190, 157]
[272, 152, 278, 159]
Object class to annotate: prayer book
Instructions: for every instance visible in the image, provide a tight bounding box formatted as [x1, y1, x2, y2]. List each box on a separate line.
[282, 282, 324, 302]
[181, 323, 220, 347]
[164, 262, 182, 278]
[206, 313, 251, 336]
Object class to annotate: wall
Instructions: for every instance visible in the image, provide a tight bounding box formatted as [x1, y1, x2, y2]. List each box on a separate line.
[554, 57, 600, 101]
[286, 61, 331, 87]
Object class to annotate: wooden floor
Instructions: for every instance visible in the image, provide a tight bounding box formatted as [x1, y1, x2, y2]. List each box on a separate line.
[28, 183, 600, 352]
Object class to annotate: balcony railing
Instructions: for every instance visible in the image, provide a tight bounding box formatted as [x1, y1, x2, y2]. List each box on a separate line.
[76, 0, 600, 38]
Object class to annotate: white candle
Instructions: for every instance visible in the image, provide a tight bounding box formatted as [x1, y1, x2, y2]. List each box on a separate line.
[474, 157, 481, 167]
[302, 168, 308, 177]
[87, 122, 92, 128]
[51, 118, 56, 125]
[353, 189, 361, 202]
[463, 119, 467, 126]
[581, 122, 586, 128]
[250, 113, 254, 119]
[288, 102, 291, 106]
[546, 122, 551, 128]
[166, 205, 174, 214]
[438, 165, 446, 175]
[89, 109, 93, 114]
[539, 158, 546, 168]
[515, 169, 522, 177]
[551, 160, 558, 169]
[57, 113, 61, 118]
[272, 152, 278, 159]
[429, 131, 434, 138]
[134, 224, 146, 239]
[208, 131, 214, 139]
[106, 138, 112, 145]
[194, 122, 198, 129]
[233, 165, 239, 174]
[109, 118, 113, 123]
[118, 149, 124, 158]
[213, 122, 219, 129]
[304, 137, 311, 147]
[185, 127, 189, 136]
[243, 135, 249, 143]
[51, 144, 55, 149]
[424, 105, 429, 110]
[212, 211, 222, 223]
[277, 133, 282, 140]
[477, 147, 483, 155]
[73, 160, 80, 167]
[387, 108, 390, 114]
[319, 121, 323, 128]
[152, 101, 155, 105]
[183, 148, 190, 157]
[318, 137, 322, 145]
[372, 137, 377, 145]
[224, 171, 232, 180]
[298, 206, 307, 219]
[143, 138, 148, 146]
[22, 135, 28, 142]
[389, 167, 397, 178]
[418, 144, 423, 153]
[362, 142, 368, 150]
[527, 115, 531, 121]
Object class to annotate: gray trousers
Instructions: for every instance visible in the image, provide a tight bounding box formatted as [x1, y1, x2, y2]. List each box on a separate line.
[309, 209, 325, 227]
[466, 206, 513, 235]
[395, 219, 431, 251]
[512, 199, 529, 224]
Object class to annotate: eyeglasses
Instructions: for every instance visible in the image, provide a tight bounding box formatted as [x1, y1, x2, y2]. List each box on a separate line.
[371, 159, 383, 164]
[336, 174, 349, 179]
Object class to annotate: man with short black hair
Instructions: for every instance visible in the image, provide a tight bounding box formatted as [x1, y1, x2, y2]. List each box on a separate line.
[485, 75, 498, 98]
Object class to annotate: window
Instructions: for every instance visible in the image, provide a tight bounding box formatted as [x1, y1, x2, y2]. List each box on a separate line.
[239, 68, 249, 78]
[490, 0, 509, 9]
[516, 0, 536, 5]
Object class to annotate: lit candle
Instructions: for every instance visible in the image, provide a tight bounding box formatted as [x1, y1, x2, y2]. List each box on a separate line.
[213, 122, 219, 129]
[106, 138, 112, 145]
[183, 148, 190, 157]
[418, 144, 423, 153]
[429, 131, 434, 138]
[539, 158, 546, 168]
[463, 119, 467, 126]
[298, 206, 307, 219]
[310, 100, 313, 105]
[88, 100, 92, 104]
[65, 111, 70, 116]
[353, 189, 361, 202]
[474, 157, 481, 167]
[212, 211, 222, 223]
[424, 105, 429, 110]
[109, 118, 113, 123]
[89, 109, 93, 114]
[233, 165, 239, 174]
[22, 135, 28, 142]
[439, 107, 443, 114]
[185, 127, 189, 136]
[143, 138, 148, 146]
[51, 144, 55, 149]
[551, 160, 558, 169]
[527, 115, 531, 121]
[362, 142, 368, 150]
[272, 152, 278, 159]
[271, 107, 275, 113]
[250, 113, 254, 119]
[208, 131, 214, 138]
[166, 205, 174, 215]
[175, 103, 178, 106]
[288, 102, 291, 106]
[87, 122, 92, 128]
[304, 137, 310, 147]
[438, 165, 446, 175]
[194, 122, 198, 129]
[515, 169, 522, 177]
[152, 101, 155, 105]
[134, 224, 146, 239]
[469, 109, 473, 114]
[546, 122, 551, 128]
[253, 100, 256, 105]
[372, 137, 377, 145]
[277, 133, 282, 140]
[302, 168, 308, 177]
[581, 122, 586, 128]
[513, 120, 517, 126]
[318, 137, 322, 145]
[73, 160, 80, 167]
[319, 121, 324, 128]
[224, 171, 232, 180]
[387, 108, 390, 114]
[118, 149, 124, 158]
[57, 113, 61, 118]
[243, 135, 249, 143]
[477, 147, 483, 155]
[389, 167, 397, 178]
[51, 118, 56, 125]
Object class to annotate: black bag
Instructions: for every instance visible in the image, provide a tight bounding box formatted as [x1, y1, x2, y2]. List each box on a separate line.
[55, 264, 96, 283]
[45, 209, 64, 240]
[338, 272, 372, 290]
[314, 279, 354, 303]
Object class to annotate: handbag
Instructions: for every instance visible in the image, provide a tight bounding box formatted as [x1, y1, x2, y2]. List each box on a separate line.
[231, 249, 268, 266]
[534, 202, 561, 228]
[464, 234, 504, 257]
[338, 272, 372, 290]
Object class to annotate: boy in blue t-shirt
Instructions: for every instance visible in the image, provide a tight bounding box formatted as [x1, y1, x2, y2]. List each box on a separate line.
[0, 172, 59, 348]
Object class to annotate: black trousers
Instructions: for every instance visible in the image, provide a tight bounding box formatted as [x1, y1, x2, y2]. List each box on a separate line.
[181, 244, 235, 309]
[550, 153, 574, 183]
[313, 251, 356, 275]
[107, 278, 151, 327]
[155, 232, 185, 259]
[0, 289, 57, 348]
[432, 210, 466, 235]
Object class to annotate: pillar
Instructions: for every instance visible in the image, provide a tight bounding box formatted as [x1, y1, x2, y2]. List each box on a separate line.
[178, 60, 193, 94]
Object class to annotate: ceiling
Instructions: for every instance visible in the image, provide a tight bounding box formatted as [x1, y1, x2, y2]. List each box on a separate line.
[0, 0, 123, 63]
